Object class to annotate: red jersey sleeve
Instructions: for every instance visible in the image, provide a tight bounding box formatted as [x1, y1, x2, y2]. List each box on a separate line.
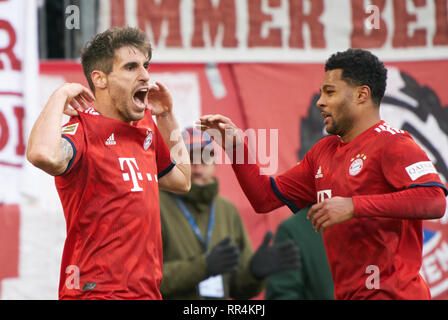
[60, 117, 85, 175]
[381, 132, 447, 194]
[273, 145, 316, 211]
[153, 123, 175, 179]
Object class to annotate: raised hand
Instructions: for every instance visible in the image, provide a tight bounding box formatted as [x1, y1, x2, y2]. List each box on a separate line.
[147, 81, 173, 117]
[206, 237, 240, 277]
[196, 114, 243, 151]
[56, 83, 95, 116]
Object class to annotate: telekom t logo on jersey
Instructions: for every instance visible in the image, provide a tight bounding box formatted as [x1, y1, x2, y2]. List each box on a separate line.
[317, 189, 332, 203]
[119, 157, 157, 192]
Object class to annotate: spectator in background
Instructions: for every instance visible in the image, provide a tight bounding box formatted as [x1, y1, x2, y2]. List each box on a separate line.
[159, 127, 300, 300]
[266, 206, 334, 300]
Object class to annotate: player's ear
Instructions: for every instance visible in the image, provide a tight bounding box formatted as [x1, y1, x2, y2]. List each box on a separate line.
[357, 85, 370, 104]
[91, 70, 107, 90]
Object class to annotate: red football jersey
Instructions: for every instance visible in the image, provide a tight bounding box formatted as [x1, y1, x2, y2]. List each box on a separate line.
[55, 108, 174, 299]
[274, 121, 446, 299]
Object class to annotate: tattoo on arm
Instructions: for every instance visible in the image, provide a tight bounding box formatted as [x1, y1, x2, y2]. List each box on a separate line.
[61, 138, 74, 166]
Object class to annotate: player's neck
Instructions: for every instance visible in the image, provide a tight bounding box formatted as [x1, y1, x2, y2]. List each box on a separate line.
[340, 111, 381, 143]
[92, 95, 129, 124]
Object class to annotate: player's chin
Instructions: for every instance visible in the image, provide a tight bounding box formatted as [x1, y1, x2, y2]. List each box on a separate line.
[129, 104, 147, 120]
[134, 111, 146, 121]
[324, 122, 338, 135]
[324, 125, 333, 135]
[126, 109, 146, 122]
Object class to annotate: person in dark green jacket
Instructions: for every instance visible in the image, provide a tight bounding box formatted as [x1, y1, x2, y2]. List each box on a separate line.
[159, 127, 300, 300]
[266, 207, 335, 300]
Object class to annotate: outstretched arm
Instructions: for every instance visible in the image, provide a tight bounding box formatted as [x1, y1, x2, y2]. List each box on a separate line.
[27, 83, 94, 176]
[198, 114, 284, 213]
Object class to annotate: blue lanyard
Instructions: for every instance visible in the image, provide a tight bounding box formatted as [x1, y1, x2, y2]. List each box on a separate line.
[174, 197, 216, 252]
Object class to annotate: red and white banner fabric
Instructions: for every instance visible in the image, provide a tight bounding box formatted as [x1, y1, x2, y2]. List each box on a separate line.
[0, 0, 38, 299]
[99, 0, 448, 62]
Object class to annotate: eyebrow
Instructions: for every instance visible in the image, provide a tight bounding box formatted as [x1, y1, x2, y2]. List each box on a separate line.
[123, 61, 139, 69]
[121, 60, 150, 69]
[319, 84, 336, 92]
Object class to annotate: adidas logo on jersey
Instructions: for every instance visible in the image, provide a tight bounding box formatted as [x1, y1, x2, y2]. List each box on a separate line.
[105, 133, 117, 146]
[315, 166, 323, 179]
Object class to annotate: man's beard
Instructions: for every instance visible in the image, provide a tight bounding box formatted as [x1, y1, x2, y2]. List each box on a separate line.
[111, 90, 145, 122]
[325, 99, 353, 137]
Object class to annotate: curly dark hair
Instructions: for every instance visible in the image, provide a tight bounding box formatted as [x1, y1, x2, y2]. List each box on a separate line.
[81, 27, 152, 92]
[325, 48, 387, 106]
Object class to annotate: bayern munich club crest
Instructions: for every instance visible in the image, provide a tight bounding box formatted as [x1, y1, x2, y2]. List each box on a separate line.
[143, 129, 153, 150]
[349, 154, 367, 176]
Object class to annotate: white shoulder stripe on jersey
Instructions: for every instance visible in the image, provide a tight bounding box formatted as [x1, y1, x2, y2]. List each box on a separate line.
[374, 123, 405, 135]
[84, 107, 100, 115]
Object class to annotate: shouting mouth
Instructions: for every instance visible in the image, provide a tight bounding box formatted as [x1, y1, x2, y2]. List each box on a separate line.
[133, 87, 149, 110]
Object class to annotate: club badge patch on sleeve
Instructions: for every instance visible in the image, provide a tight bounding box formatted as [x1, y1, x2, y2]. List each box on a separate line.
[405, 161, 437, 181]
[61, 123, 79, 135]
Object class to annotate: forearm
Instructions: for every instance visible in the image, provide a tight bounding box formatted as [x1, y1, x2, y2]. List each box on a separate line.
[156, 111, 188, 164]
[353, 186, 446, 220]
[27, 91, 68, 174]
[230, 141, 284, 213]
[156, 111, 191, 191]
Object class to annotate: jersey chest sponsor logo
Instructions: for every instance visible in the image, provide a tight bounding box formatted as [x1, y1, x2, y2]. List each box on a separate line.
[349, 154, 367, 176]
[317, 189, 332, 203]
[119, 157, 157, 192]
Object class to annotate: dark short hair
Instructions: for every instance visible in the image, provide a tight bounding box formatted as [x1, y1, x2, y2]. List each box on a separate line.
[325, 48, 387, 106]
[81, 27, 152, 92]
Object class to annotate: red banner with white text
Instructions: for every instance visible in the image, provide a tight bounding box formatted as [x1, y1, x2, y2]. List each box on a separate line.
[0, 0, 38, 299]
[98, 0, 448, 62]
